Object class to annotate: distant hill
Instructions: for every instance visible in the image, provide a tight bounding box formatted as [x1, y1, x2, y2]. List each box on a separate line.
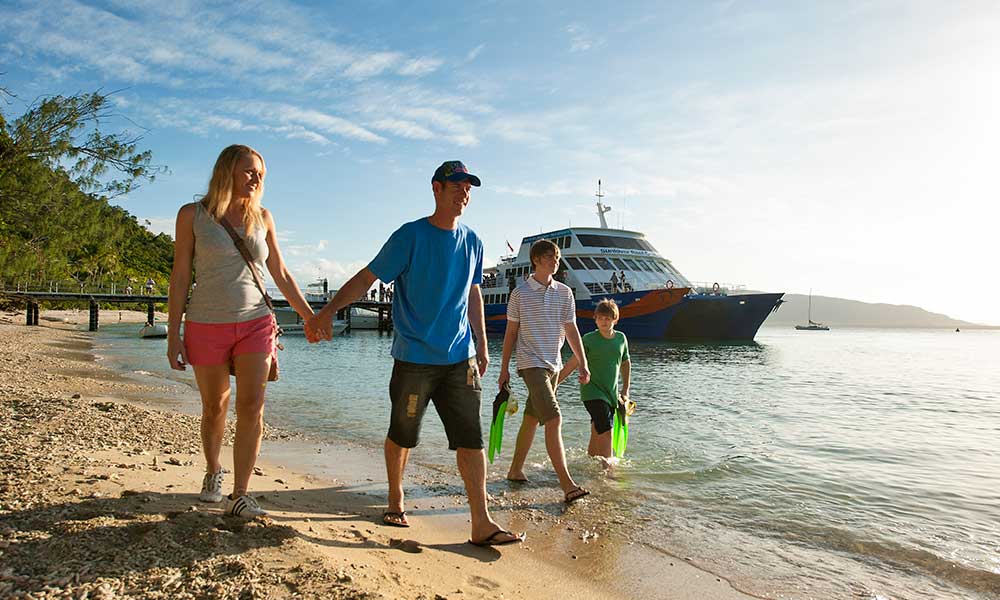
[760, 293, 994, 329]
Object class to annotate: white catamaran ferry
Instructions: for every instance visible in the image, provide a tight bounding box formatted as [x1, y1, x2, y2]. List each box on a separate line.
[481, 184, 784, 340]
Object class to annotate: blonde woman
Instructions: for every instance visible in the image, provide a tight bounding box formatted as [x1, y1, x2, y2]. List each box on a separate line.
[167, 145, 315, 517]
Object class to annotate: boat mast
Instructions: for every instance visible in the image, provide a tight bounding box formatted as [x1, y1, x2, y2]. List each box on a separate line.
[596, 179, 611, 229]
[808, 289, 813, 324]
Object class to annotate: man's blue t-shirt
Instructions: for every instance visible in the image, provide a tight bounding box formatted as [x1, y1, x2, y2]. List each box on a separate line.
[368, 217, 483, 365]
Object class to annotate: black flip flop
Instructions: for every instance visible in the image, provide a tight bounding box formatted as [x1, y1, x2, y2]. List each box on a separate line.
[467, 528, 526, 547]
[382, 511, 410, 528]
[564, 487, 591, 505]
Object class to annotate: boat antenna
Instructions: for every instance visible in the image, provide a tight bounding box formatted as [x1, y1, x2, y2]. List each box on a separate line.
[596, 179, 611, 229]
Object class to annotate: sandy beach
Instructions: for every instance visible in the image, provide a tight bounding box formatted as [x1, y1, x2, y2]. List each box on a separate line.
[0, 313, 761, 599]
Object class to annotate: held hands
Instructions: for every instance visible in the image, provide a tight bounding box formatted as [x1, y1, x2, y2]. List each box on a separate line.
[305, 310, 334, 343]
[167, 334, 188, 371]
[578, 364, 591, 385]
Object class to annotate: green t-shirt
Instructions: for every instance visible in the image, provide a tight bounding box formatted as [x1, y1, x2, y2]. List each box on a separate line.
[579, 330, 630, 407]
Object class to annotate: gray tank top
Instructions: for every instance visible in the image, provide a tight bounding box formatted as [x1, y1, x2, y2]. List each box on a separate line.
[185, 202, 271, 323]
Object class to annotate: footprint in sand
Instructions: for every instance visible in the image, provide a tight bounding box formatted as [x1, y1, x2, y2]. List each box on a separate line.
[467, 575, 500, 591]
[389, 538, 423, 553]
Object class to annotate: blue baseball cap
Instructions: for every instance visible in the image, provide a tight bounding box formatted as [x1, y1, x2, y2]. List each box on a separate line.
[432, 160, 481, 187]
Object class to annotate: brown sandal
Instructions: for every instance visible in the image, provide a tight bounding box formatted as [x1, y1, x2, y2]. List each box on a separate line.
[564, 487, 590, 504]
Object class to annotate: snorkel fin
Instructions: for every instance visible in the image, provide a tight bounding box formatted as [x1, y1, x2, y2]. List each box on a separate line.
[612, 394, 632, 458]
[489, 382, 515, 463]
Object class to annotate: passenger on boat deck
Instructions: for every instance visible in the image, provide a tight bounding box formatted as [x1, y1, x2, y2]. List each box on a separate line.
[166, 144, 316, 518]
[610, 272, 620, 293]
[307, 160, 524, 547]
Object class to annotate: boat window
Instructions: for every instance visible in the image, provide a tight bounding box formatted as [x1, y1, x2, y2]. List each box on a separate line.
[640, 260, 656, 272]
[565, 256, 586, 270]
[610, 258, 629, 270]
[563, 236, 572, 248]
[593, 256, 614, 270]
[623, 258, 640, 270]
[578, 234, 653, 251]
[559, 259, 569, 273]
[580, 257, 601, 270]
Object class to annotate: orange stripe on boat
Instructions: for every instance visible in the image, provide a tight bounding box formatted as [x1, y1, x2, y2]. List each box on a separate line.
[577, 288, 689, 319]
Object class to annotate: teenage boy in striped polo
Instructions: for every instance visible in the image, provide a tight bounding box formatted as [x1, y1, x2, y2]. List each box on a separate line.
[499, 239, 591, 504]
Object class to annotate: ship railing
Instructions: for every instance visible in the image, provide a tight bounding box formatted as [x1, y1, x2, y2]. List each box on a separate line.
[688, 281, 747, 296]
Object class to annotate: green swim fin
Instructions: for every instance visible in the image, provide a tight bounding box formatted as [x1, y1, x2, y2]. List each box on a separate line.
[488, 383, 511, 464]
[612, 396, 629, 458]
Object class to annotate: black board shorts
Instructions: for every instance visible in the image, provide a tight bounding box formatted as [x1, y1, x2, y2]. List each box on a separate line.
[584, 399, 614, 434]
[387, 358, 483, 450]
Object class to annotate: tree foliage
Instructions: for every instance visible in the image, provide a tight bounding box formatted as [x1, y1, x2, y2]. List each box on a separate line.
[0, 87, 173, 291]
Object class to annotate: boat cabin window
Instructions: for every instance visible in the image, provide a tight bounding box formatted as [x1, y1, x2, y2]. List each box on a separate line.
[549, 235, 572, 249]
[565, 256, 585, 270]
[580, 257, 601, 270]
[639, 260, 655, 272]
[593, 256, 614, 270]
[610, 257, 629, 270]
[577, 234, 658, 252]
[623, 258, 641, 270]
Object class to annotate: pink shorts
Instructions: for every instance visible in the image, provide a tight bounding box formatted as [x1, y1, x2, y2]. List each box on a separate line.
[184, 314, 276, 366]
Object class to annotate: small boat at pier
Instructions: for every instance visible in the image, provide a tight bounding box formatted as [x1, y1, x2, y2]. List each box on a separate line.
[138, 322, 168, 339]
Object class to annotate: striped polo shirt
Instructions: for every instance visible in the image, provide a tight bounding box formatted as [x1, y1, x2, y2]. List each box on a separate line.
[507, 276, 577, 371]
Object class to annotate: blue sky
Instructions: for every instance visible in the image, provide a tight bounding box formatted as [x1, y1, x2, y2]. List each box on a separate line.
[2, 0, 998, 324]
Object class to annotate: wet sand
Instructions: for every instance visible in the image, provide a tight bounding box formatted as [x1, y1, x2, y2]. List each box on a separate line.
[0, 315, 761, 599]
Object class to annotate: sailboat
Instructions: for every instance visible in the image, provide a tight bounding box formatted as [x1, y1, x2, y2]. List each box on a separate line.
[795, 290, 830, 331]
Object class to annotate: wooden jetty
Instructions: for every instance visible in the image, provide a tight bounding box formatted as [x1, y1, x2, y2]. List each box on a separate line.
[0, 291, 392, 333]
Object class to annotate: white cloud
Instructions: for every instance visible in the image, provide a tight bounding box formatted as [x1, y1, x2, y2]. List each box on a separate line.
[566, 23, 600, 53]
[397, 57, 442, 76]
[370, 119, 434, 140]
[344, 52, 403, 78]
[466, 44, 485, 62]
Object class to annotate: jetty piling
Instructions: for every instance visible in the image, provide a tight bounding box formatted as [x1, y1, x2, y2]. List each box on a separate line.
[89, 300, 99, 331]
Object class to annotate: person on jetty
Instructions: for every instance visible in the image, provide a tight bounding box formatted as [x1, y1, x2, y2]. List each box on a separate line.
[167, 145, 316, 518]
[307, 161, 524, 547]
[559, 298, 631, 464]
[499, 239, 592, 504]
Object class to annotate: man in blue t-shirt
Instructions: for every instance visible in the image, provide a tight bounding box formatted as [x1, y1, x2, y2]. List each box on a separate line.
[309, 161, 524, 547]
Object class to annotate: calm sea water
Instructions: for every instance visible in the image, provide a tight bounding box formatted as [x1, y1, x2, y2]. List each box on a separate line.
[93, 323, 1000, 600]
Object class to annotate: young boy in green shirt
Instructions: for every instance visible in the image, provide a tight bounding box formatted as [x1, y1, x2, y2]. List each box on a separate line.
[559, 299, 630, 460]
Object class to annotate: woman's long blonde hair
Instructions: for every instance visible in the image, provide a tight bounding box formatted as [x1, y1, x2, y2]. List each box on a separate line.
[199, 144, 266, 235]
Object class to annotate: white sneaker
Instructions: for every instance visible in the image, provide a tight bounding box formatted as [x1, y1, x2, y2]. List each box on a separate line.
[199, 470, 225, 503]
[226, 494, 268, 518]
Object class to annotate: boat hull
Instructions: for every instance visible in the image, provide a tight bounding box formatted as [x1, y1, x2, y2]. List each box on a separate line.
[485, 289, 783, 341]
[663, 293, 785, 341]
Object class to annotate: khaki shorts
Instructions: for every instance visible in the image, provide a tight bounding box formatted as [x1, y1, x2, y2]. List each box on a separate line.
[518, 367, 560, 424]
